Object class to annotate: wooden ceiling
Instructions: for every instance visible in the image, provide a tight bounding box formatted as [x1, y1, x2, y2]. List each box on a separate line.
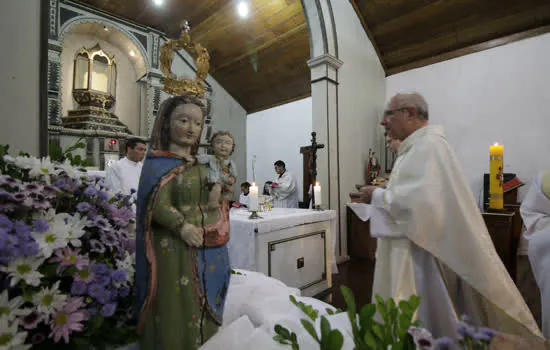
[352, 0, 550, 75]
[75, 0, 550, 111]
[75, 0, 310, 113]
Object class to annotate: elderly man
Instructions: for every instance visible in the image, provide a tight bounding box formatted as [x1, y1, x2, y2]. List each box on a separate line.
[520, 171, 550, 338]
[350, 93, 541, 339]
[105, 138, 146, 196]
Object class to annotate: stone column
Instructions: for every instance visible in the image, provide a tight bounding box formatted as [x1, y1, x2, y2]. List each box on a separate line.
[307, 54, 344, 259]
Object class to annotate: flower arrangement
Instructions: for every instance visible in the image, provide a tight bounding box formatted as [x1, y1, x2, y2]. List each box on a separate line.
[0, 145, 137, 349]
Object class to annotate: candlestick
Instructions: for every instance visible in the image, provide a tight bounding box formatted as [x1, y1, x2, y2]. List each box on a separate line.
[313, 182, 322, 207]
[249, 182, 259, 211]
[489, 143, 504, 209]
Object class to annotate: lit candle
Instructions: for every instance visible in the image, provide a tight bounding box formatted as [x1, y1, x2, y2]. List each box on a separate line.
[249, 182, 259, 211]
[314, 182, 322, 206]
[489, 143, 504, 209]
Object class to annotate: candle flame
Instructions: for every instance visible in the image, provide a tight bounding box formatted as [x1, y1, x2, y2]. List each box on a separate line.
[493, 143, 499, 146]
[316, 181, 320, 186]
[252, 182, 256, 186]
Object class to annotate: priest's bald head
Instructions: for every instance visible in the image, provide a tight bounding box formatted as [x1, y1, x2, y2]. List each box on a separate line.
[382, 92, 429, 141]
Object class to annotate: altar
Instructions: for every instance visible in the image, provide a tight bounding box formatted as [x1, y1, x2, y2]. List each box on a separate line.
[227, 208, 338, 298]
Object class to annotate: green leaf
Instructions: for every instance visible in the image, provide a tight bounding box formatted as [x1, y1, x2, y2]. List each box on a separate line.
[359, 304, 377, 320]
[320, 316, 331, 340]
[341, 285, 356, 314]
[89, 314, 104, 332]
[275, 324, 291, 339]
[326, 330, 344, 350]
[398, 313, 411, 333]
[300, 319, 320, 343]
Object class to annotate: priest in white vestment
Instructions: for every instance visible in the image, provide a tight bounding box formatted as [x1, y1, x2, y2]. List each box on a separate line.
[351, 92, 542, 340]
[104, 138, 146, 195]
[520, 170, 550, 338]
[271, 160, 299, 208]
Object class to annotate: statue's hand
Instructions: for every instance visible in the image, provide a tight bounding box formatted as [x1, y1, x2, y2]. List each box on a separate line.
[224, 174, 236, 185]
[179, 223, 203, 247]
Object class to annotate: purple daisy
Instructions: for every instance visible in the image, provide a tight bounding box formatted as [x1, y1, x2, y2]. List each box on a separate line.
[83, 187, 98, 197]
[0, 175, 19, 187]
[12, 192, 26, 202]
[33, 218, 49, 233]
[89, 239, 106, 254]
[97, 191, 110, 202]
[0, 214, 13, 231]
[76, 202, 92, 213]
[73, 263, 96, 284]
[42, 185, 58, 198]
[118, 286, 130, 297]
[22, 311, 42, 330]
[100, 302, 117, 317]
[49, 247, 90, 274]
[20, 240, 39, 257]
[70, 281, 87, 296]
[111, 269, 126, 283]
[88, 283, 105, 299]
[25, 183, 42, 194]
[100, 232, 118, 247]
[92, 263, 109, 275]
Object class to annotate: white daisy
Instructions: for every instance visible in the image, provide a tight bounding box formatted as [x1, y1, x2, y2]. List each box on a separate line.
[0, 290, 31, 323]
[13, 156, 35, 170]
[28, 157, 55, 179]
[0, 256, 45, 287]
[65, 213, 90, 247]
[116, 252, 135, 284]
[32, 214, 70, 258]
[56, 159, 82, 179]
[0, 319, 30, 350]
[32, 281, 67, 321]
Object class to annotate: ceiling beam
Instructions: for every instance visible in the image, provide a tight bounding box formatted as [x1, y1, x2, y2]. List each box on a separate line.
[211, 22, 307, 72]
[349, 0, 387, 74]
[386, 24, 550, 76]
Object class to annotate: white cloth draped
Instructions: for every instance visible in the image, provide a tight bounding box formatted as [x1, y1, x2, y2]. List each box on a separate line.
[272, 171, 299, 208]
[104, 157, 142, 196]
[521, 171, 550, 338]
[239, 193, 249, 207]
[370, 124, 542, 340]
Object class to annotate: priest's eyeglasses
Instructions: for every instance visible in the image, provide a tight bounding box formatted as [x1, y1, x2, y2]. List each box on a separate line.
[383, 107, 409, 118]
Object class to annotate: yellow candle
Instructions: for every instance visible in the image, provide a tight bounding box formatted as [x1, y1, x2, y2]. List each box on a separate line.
[489, 143, 504, 209]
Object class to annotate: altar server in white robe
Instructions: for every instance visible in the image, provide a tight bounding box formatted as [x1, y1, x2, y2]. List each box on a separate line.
[104, 138, 146, 195]
[351, 92, 542, 340]
[520, 170, 550, 338]
[271, 160, 299, 208]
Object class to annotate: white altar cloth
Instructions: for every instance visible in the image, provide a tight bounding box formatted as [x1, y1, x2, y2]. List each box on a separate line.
[228, 208, 338, 273]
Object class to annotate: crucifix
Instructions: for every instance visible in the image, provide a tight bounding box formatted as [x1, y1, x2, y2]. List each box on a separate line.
[303, 131, 325, 209]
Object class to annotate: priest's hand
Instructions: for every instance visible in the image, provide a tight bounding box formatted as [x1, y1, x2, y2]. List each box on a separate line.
[349, 185, 376, 204]
[179, 223, 204, 247]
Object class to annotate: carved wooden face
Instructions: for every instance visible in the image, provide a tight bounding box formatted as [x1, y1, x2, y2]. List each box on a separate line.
[212, 134, 233, 158]
[169, 103, 204, 148]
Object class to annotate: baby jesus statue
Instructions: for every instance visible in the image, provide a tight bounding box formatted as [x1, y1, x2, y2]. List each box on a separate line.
[197, 131, 238, 207]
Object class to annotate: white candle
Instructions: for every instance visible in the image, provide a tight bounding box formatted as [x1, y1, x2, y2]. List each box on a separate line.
[249, 182, 259, 211]
[313, 182, 322, 206]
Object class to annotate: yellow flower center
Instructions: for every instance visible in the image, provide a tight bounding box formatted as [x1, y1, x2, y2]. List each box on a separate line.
[0, 333, 14, 346]
[55, 313, 67, 326]
[41, 168, 49, 174]
[64, 255, 77, 264]
[41, 294, 53, 307]
[78, 269, 89, 279]
[16, 264, 31, 275]
[45, 234, 56, 243]
[0, 307, 9, 316]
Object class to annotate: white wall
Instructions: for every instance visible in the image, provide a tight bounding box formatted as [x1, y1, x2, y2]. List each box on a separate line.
[0, 0, 41, 155]
[247, 98, 312, 200]
[61, 33, 142, 134]
[387, 33, 550, 203]
[332, 0, 386, 252]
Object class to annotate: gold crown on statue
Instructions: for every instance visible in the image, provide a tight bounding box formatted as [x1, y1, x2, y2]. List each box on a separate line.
[160, 20, 210, 97]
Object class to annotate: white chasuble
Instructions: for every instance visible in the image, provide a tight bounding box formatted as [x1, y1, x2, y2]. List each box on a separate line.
[104, 157, 143, 196]
[372, 125, 541, 340]
[272, 171, 299, 208]
[521, 171, 550, 338]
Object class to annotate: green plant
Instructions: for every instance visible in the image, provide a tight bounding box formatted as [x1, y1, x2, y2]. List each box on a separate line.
[341, 286, 420, 350]
[49, 137, 90, 167]
[273, 286, 421, 350]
